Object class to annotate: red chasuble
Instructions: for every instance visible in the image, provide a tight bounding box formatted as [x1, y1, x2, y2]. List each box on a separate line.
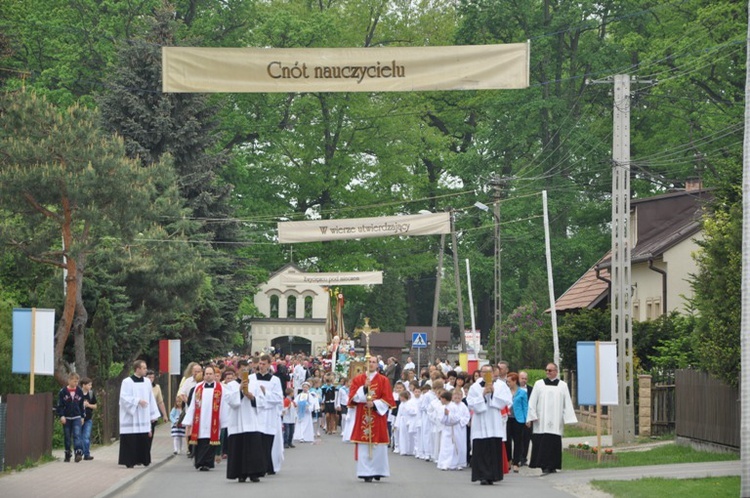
[347, 372, 395, 445]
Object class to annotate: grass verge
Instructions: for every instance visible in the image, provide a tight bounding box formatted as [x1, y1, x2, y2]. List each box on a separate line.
[562, 443, 739, 470]
[563, 425, 599, 438]
[591, 476, 739, 497]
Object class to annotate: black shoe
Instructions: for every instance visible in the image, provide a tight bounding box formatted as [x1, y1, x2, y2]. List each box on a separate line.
[480, 480, 490, 485]
[83, 455, 94, 461]
[199, 466, 209, 471]
[289, 444, 296, 448]
[364, 477, 373, 483]
[238, 477, 247, 483]
[126, 465, 134, 469]
[74, 451, 83, 462]
[64, 455, 71, 463]
[374, 476, 381, 481]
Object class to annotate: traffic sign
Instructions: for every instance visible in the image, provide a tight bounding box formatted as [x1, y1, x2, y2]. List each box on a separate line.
[412, 332, 428, 349]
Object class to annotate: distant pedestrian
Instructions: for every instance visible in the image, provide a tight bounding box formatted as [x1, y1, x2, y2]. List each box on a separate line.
[293, 382, 318, 443]
[57, 372, 85, 463]
[321, 372, 338, 434]
[146, 370, 169, 452]
[80, 377, 97, 461]
[169, 396, 186, 455]
[506, 372, 528, 472]
[518, 370, 533, 466]
[281, 388, 297, 448]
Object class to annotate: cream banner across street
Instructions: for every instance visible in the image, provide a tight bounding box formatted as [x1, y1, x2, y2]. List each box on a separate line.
[162, 44, 529, 93]
[280, 271, 383, 286]
[277, 212, 450, 243]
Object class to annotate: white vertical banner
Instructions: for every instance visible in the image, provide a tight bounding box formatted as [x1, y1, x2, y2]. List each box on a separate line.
[169, 340, 181, 375]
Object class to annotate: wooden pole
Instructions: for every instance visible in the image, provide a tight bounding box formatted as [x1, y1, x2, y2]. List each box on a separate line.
[596, 340, 602, 464]
[450, 210, 467, 353]
[430, 233, 445, 365]
[168, 374, 172, 415]
[30, 307, 36, 395]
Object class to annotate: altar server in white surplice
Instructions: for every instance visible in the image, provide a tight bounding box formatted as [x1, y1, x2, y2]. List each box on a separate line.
[119, 360, 160, 468]
[251, 354, 284, 475]
[225, 360, 266, 483]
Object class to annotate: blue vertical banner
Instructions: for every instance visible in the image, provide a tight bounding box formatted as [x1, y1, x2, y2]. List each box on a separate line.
[12, 308, 55, 375]
[576, 341, 619, 406]
[12, 309, 32, 373]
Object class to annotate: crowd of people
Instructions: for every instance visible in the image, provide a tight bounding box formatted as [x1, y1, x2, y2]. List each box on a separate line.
[108, 352, 577, 486]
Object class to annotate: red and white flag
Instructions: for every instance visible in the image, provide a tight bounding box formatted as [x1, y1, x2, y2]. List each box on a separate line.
[159, 339, 181, 375]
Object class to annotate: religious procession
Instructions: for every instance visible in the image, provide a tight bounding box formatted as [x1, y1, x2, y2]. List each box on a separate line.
[116, 292, 578, 487]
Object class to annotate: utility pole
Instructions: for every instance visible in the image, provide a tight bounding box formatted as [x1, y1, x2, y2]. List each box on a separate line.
[490, 176, 503, 363]
[450, 210, 467, 354]
[430, 232, 445, 365]
[589, 74, 648, 444]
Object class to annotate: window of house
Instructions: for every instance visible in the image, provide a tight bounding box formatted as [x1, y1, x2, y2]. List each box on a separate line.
[651, 297, 661, 319]
[304, 296, 313, 318]
[646, 297, 662, 321]
[270, 295, 279, 318]
[287, 295, 297, 318]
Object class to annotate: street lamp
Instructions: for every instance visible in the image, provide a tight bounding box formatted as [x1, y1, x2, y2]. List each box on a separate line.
[474, 198, 502, 364]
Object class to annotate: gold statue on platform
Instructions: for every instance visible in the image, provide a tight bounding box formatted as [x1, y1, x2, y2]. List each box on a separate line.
[353, 317, 380, 358]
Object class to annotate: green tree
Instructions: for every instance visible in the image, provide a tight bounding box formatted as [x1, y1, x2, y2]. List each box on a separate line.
[489, 302, 553, 370]
[0, 91, 169, 384]
[692, 203, 741, 386]
[557, 308, 611, 371]
[97, 8, 246, 360]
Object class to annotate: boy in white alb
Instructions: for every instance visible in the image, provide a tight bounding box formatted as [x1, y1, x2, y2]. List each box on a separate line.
[437, 389, 470, 470]
[396, 390, 417, 456]
[418, 383, 435, 460]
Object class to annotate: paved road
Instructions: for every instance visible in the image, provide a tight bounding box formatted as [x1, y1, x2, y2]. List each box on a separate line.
[0, 426, 740, 498]
[112, 434, 578, 498]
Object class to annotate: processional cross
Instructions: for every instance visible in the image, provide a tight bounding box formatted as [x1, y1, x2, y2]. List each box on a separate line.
[353, 317, 379, 358]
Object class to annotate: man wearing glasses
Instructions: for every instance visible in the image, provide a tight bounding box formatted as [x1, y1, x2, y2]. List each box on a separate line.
[526, 363, 577, 476]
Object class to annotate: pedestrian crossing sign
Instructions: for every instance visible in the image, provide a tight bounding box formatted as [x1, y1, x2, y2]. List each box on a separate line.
[412, 332, 428, 349]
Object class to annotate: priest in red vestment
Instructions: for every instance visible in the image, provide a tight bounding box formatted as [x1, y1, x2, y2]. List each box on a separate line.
[184, 365, 227, 471]
[348, 355, 395, 482]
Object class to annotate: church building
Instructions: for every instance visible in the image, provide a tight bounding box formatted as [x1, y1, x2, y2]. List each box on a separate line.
[248, 263, 328, 356]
